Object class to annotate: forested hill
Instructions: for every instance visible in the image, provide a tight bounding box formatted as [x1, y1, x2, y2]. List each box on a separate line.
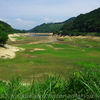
[54, 7, 100, 36]
[0, 20, 27, 34]
[28, 23, 64, 33]
[0, 20, 27, 44]
[0, 21, 14, 34]
[28, 17, 75, 33]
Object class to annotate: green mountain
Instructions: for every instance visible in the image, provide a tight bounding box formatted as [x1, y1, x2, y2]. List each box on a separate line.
[0, 20, 14, 34]
[54, 7, 100, 36]
[0, 21, 14, 44]
[73, 8, 100, 32]
[28, 17, 75, 33]
[0, 20, 27, 34]
[0, 20, 27, 44]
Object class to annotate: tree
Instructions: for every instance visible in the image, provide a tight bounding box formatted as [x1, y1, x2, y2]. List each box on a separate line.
[0, 31, 8, 45]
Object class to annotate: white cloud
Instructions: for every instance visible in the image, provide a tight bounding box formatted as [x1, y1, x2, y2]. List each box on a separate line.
[0, 18, 7, 21]
[15, 18, 22, 21]
[43, 18, 53, 22]
[11, 18, 36, 29]
[43, 18, 63, 23]
[0, 18, 36, 29]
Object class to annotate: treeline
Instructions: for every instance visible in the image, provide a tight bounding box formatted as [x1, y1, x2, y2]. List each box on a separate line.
[53, 7, 100, 36]
[28, 17, 75, 33]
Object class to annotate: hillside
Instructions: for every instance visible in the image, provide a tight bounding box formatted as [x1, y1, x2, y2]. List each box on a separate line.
[0, 20, 14, 34]
[0, 21, 14, 44]
[28, 17, 75, 33]
[73, 8, 100, 32]
[0, 20, 27, 34]
[54, 7, 100, 36]
[0, 20, 27, 45]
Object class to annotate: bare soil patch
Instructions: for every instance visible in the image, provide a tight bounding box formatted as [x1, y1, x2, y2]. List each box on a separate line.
[58, 35, 100, 41]
[30, 48, 46, 52]
[0, 45, 25, 59]
[46, 44, 63, 50]
[8, 33, 21, 41]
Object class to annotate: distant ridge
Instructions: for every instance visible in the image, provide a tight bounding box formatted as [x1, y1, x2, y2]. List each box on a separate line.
[28, 17, 76, 33]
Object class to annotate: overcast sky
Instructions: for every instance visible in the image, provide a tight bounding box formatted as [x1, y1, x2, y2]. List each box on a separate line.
[0, 0, 100, 30]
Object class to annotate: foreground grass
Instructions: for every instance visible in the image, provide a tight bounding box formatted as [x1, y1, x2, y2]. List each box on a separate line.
[0, 67, 100, 100]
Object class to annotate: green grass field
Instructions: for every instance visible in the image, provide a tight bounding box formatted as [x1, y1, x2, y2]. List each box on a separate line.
[0, 36, 100, 82]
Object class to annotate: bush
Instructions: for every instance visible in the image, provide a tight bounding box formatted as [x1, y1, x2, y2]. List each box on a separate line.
[0, 31, 8, 45]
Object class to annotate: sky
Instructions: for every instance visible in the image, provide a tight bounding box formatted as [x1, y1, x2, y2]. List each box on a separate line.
[0, 0, 100, 30]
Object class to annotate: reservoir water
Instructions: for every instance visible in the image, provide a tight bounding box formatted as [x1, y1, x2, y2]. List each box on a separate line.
[29, 34, 52, 36]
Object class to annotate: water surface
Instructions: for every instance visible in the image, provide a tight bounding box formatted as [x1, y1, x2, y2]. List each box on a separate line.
[29, 34, 52, 36]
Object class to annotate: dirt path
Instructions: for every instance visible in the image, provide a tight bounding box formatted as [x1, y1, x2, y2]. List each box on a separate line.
[45, 36, 57, 43]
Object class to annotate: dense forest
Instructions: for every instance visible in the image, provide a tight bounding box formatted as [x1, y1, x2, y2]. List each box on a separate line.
[28, 17, 75, 33]
[53, 7, 100, 36]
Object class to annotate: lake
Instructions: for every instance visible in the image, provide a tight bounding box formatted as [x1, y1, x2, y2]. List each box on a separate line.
[29, 34, 52, 36]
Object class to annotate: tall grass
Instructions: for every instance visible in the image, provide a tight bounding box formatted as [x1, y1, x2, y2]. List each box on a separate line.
[0, 67, 100, 100]
[63, 67, 100, 100]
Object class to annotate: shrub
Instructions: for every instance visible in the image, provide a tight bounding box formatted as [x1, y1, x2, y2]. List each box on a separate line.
[0, 31, 8, 45]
